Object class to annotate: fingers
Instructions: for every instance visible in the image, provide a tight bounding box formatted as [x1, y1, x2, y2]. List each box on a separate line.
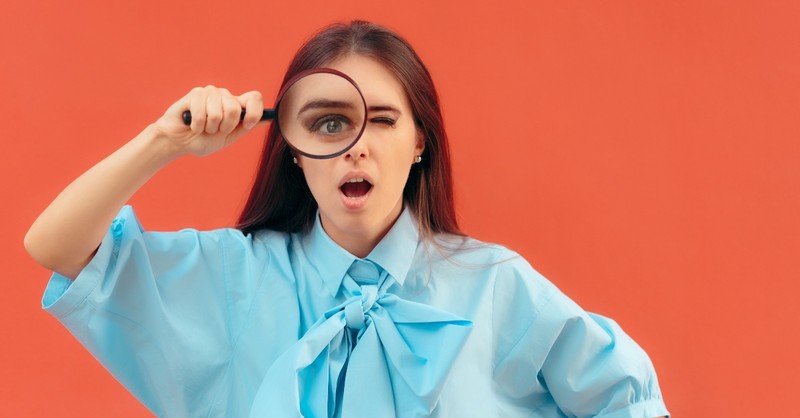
[238, 91, 265, 130]
[185, 86, 263, 135]
[204, 87, 224, 134]
[188, 87, 208, 134]
[218, 89, 242, 135]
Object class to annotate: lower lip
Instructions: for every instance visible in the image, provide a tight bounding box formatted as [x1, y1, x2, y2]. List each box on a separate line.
[340, 186, 372, 210]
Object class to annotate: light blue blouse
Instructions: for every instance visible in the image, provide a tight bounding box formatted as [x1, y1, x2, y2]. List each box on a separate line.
[43, 206, 669, 418]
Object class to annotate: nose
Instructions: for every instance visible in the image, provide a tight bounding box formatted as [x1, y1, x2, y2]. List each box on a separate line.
[344, 132, 370, 161]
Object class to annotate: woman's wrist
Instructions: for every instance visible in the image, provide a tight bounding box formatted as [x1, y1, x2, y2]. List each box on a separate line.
[137, 123, 189, 166]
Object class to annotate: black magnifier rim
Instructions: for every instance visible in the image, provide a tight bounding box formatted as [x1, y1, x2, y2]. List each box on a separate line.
[275, 68, 368, 160]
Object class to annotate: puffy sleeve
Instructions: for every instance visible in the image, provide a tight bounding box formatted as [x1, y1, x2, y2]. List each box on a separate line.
[493, 255, 670, 418]
[41, 206, 268, 417]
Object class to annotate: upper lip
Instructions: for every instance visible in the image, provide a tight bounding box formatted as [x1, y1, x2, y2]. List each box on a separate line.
[338, 171, 375, 188]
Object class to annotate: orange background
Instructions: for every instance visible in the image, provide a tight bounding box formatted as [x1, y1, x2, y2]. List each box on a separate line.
[2, 1, 798, 416]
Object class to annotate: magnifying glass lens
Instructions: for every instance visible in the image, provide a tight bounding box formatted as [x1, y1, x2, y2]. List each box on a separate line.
[277, 72, 366, 158]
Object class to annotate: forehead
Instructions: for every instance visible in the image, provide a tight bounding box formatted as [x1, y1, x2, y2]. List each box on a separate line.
[325, 54, 410, 111]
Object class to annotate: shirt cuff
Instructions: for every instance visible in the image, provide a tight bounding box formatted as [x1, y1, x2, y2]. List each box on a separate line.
[41, 206, 136, 319]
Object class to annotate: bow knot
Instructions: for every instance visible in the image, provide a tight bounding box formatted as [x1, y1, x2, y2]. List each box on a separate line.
[249, 259, 473, 417]
[344, 285, 378, 330]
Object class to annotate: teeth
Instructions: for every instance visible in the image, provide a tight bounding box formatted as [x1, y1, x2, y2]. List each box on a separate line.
[347, 178, 365, 183]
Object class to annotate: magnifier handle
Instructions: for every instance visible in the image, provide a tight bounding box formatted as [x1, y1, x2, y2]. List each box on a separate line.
[181, 109, 276, 125]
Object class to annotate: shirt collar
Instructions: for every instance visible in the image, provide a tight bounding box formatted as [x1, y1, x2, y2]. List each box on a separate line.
[306, 208, 420, 296]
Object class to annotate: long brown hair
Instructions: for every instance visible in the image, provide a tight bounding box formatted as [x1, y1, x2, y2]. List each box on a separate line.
[237, 20, 462, 239]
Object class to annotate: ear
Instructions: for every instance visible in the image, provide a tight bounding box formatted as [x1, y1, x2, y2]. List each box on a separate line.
[414, 130, 426, 158]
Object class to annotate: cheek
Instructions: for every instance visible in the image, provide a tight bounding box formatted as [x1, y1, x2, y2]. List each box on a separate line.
[298, 162, 332, 198]
[384, 126, 419, 160]
[383, 150, 416, 185]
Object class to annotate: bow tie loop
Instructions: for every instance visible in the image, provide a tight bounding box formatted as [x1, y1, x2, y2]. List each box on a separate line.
[344, 285, 379, 330]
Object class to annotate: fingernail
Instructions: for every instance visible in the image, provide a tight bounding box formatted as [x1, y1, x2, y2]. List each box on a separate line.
[244, 122, 255, 130]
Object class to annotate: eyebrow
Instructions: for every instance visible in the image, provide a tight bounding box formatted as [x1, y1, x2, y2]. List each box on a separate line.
[368, 105, 401, 116]
[297, 99, 357, 115]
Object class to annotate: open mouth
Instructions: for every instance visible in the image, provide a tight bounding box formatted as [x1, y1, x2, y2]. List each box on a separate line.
[340, 178, 373, 198]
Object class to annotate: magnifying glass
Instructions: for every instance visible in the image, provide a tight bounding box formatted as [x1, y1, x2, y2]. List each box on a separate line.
[182, 68, 367, 159]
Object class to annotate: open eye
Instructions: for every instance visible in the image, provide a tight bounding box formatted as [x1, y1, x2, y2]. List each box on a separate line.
[309, 115, 352, 135]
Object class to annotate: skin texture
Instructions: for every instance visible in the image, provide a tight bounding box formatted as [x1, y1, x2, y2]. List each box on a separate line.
[296, 55, 425, 258]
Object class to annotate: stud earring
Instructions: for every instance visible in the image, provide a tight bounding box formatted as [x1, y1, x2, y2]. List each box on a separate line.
[292, 157, 298, 165]
[415, 155, 422, 164]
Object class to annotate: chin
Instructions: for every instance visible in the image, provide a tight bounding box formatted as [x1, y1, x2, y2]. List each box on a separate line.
[334, 210, 381, 233]
[323, 203, 395, 236]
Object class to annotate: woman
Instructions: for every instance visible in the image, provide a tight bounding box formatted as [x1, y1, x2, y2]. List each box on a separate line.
[25, 21, 670, 417]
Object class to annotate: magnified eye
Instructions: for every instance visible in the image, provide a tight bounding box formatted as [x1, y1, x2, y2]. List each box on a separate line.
[308, 115, 352, 136]
[322, 118, 344, 134]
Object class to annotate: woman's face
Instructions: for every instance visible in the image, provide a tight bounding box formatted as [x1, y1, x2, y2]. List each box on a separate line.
[296, 54, 424, 256]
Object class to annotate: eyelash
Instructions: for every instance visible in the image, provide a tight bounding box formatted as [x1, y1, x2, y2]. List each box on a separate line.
[370, 117, 396, 127]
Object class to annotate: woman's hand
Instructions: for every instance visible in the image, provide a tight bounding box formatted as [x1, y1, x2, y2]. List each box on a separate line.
[153, 86, 265, 157]
[25, 85, 266, 278]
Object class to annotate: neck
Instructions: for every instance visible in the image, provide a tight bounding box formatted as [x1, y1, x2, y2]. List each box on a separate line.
[320, 207, 403, 259]
[332, 230, 385, 259]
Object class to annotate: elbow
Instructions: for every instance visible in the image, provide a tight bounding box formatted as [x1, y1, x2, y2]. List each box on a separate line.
[24, 226, 56, 271]
[24, 226, 84, 279]
[24, 226, 46, 266]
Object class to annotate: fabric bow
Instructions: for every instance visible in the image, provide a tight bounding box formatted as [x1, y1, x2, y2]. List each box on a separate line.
[249, 262, 473, 417]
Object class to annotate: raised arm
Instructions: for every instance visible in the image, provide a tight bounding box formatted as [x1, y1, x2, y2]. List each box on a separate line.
[24, 86, 264, 279]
